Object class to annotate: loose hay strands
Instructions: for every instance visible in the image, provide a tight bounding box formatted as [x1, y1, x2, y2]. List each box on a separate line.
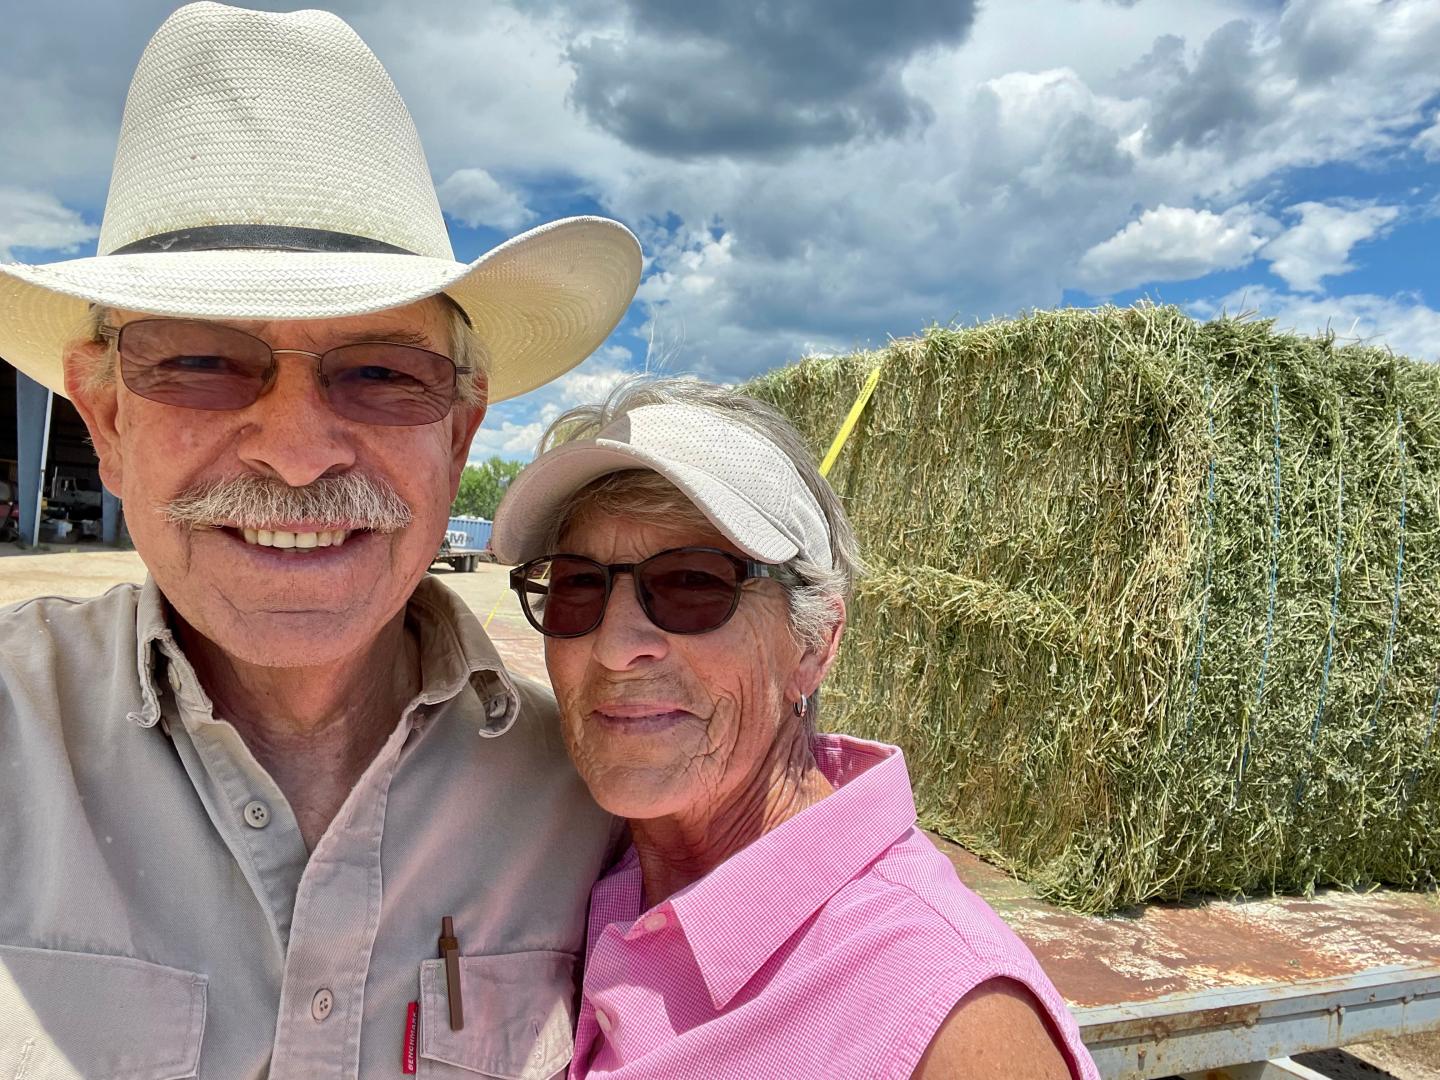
[748, 305, 1440, 912]
[1184, 381, 1218, 738]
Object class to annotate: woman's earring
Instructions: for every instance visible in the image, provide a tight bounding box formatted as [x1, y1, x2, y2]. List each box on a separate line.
[793, 698, 806, 718]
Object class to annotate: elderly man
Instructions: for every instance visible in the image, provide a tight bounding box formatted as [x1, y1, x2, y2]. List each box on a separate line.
[0, 5, 638, 1079]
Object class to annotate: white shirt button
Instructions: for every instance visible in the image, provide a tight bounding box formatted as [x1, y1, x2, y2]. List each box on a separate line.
[640, 911, 669, 934]
[312, 988, 334, 1021]
[166, 666, 182, 692]
[594, 1006, 614, 1036]
[243, 800, 271, 829]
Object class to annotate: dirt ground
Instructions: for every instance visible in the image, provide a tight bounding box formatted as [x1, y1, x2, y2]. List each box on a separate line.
[1, 545, 1435, 1079]
[0, 543, 150, 606]
[0, 540, 549, 681]
[1334, 1035, 1440, 1080]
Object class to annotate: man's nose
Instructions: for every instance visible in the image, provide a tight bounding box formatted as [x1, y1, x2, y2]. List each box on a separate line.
[234, 354, 357, 486]
[590, 575, 669, 670]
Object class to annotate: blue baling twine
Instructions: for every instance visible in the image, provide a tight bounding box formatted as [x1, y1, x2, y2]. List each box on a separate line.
[1296, 462, 1344, 805]
[1367, 407, 1406, 739]
[1184, 380, 1217, 737]
[1241, 371, 1282, 786]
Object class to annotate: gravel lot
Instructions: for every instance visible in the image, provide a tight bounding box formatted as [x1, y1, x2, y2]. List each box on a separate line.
[0, 542, 548, 682]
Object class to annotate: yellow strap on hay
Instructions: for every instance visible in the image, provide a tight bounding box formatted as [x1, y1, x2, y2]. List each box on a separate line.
[482, 585, 508, 629]
[819, 363, 883, 477]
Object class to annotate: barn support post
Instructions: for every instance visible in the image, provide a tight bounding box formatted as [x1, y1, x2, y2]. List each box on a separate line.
[102, 488, 121, 546]
[16, 372, 53, 548]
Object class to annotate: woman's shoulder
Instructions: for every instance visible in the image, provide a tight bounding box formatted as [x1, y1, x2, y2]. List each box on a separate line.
[778, 831, 1093, 1077]
[814, 826, 1031, 966]
[785, 735, 1048, 978]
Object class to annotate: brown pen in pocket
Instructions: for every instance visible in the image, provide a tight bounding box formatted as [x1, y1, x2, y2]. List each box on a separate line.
[438, 915, 464, 1030]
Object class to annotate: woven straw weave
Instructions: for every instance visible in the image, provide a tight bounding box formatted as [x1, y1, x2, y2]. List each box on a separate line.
[0, 1, 640, 405]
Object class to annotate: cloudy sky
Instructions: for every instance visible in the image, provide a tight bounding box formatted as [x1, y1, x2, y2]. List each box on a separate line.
[3, 0, 1439, 462]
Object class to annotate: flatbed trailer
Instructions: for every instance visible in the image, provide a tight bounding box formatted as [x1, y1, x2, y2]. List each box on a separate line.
[928, 834, 1440, 1079]
[431, 545, 488, 573]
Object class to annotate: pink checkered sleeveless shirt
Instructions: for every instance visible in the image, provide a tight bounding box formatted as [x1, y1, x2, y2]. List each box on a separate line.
[571, 734, 1099, 1079]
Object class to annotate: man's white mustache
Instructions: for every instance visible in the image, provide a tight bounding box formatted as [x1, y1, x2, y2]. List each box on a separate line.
[162, 473, 413, 532]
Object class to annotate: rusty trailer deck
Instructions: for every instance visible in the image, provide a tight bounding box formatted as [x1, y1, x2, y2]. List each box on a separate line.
[928, 834, 1440, 1079]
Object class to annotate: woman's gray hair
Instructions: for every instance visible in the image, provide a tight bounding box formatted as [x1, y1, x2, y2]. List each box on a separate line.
[70, 297, 487, 406]
[540, 377, 865, 725]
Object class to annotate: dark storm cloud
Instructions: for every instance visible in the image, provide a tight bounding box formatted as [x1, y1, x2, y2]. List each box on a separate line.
[0, 2, 166, 199]
[563, 0, 979, 158]
[1142, 19, 1278, 155]
[1138, 2, 1400, 163]
[0, 0, 441, 201]
[1054, 114, 1133, 178]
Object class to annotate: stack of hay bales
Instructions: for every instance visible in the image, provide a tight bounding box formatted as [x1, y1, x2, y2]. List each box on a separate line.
[748, 305, 1440, 913]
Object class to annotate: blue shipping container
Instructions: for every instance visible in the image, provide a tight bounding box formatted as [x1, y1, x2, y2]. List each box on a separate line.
[446, 516, 493, 550]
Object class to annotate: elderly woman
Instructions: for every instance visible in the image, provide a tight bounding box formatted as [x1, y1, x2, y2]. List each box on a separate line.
[492, 379, 1098, 1080]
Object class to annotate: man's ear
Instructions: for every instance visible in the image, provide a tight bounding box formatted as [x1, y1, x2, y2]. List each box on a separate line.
[63, 341, 126, 496]
[788, 597, 847, 706]
[448, 378, 488, 493]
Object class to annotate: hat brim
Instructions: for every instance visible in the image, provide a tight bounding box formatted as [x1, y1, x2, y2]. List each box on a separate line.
[491, 439, 802, 566]
[0, 215, 641, 405]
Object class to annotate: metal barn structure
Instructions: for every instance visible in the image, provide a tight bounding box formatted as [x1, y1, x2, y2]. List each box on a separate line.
[2, 366, 122, 548]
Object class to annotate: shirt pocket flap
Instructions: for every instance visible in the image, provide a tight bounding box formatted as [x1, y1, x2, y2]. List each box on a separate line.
[419, 950, 575, 1079]
[0, 943, 207, 1080]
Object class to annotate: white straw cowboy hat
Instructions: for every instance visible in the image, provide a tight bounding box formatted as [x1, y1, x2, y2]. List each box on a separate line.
[0, 2, 642, 404]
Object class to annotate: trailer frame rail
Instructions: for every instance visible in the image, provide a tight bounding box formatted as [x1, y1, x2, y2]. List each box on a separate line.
[1078, 965, 1440, 1079]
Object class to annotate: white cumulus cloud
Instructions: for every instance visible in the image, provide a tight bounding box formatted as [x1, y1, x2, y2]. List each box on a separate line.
[6, 0, 1440, 387]
[0, 186, 96, 262]
[1076, 205, 1271, 294]
[467, 417, 547, 463]
[553, 361, 632, 407]
[1260, 201, 1401, 293]
[1416, 114, 1440, 161]
[436, 168, 537, 232]
[637, 231, 737, 303]
[468, 350, 642, 463]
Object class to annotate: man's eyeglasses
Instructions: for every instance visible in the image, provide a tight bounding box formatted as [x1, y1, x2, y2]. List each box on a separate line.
[101, 318, 472, 427]
[510, 547, 789, 638]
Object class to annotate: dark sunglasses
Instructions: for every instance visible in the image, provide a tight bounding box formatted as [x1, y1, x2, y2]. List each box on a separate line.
[510, 546, 789, 638]
[101, 319, 472, 427]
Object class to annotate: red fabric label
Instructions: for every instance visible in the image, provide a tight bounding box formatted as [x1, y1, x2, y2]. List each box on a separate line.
[402, 1000, 419, 1074]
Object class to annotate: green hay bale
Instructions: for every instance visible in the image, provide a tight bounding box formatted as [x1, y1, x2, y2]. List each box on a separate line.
[747, 305, 1440, 913]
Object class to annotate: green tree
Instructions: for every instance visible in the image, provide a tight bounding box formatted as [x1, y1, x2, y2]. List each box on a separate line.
[451, 456, 523, 519]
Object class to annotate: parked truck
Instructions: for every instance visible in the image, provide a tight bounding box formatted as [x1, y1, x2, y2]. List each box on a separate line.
[431, 529, 490, 573]
[430, 516, 495, 573]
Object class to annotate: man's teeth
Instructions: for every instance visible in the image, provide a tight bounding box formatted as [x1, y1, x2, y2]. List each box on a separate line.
[240, 528, 351, 549]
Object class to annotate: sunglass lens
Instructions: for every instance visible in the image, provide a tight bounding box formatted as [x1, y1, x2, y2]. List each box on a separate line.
[528, 556, 609, 636]
[638, 550, 742, 634]
[118, 321, 271, 410]
[322, 343, 458, 426]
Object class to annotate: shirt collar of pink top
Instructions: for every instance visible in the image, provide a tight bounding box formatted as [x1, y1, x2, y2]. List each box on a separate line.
[602, 735, 918, 1010]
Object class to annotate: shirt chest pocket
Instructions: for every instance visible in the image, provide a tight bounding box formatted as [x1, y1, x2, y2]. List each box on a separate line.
[0, 943, 207, 1080]
[418, 950, 576, 1080]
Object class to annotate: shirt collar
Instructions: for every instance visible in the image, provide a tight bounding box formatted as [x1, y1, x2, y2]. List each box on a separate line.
[404, 575, 521, 736]
[662, 734, 918, 1010]
[129, 574, 520, 736]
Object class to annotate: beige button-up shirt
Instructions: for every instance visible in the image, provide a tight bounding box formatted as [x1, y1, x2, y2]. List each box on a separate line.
[0, 575, 620, 1080]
